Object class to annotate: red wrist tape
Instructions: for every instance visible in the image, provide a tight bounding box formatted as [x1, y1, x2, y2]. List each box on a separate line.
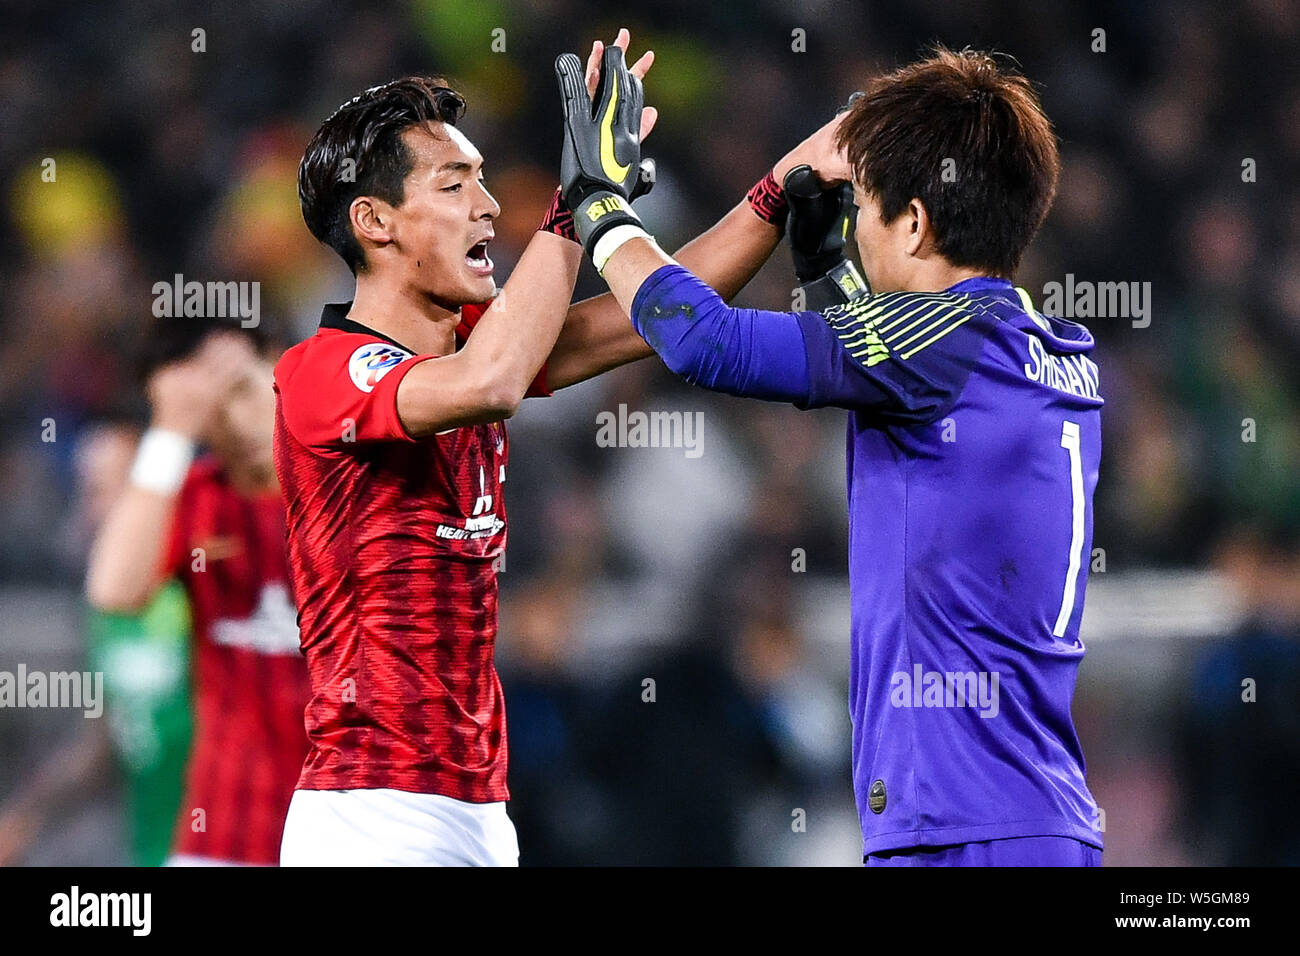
[539, 187, 579, 244]
[745, 171, 789, 231]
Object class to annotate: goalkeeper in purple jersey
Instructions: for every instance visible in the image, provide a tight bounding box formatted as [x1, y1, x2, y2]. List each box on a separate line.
[557, 45, 1104, 866]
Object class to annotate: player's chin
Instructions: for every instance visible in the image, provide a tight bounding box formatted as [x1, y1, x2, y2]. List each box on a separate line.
[459, 270, 498, 305]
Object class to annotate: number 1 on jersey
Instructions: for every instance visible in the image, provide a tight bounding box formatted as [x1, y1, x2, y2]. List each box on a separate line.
[1054, 420, 1085, 638]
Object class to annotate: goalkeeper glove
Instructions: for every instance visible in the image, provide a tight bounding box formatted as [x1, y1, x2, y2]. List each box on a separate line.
[784, 164, 869, 311]
[555, 46, 655, 268]
[785, 91, 869, 310]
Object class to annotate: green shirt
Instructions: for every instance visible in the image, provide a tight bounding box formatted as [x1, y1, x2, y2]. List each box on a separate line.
[87, 581, 192, 867]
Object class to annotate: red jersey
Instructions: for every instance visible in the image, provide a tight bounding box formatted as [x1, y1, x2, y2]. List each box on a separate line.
[271, 301, 548, 803]
[161, 457, 311, 864]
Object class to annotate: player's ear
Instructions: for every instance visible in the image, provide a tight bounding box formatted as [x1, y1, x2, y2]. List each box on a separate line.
[350, 196, 395, 252]
[904, 198, 929, 257]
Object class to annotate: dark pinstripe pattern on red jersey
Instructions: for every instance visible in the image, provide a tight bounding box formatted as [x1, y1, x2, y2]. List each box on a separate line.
[163, 458, 312, 864]
[272, 302, 541, 803]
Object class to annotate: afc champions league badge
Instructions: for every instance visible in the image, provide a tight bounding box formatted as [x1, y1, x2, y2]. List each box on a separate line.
[348, 342, 412, 393]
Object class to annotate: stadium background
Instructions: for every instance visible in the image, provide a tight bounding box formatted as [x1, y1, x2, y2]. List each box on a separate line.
[1, 0, 1298, 865]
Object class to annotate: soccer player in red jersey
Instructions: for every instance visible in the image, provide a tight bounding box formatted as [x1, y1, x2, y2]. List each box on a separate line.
[274, 30, 843, 865]
[86, 318, 311, 865]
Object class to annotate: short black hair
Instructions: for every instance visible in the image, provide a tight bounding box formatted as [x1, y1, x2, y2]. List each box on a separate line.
[136, 315, 266, 384]
[837, 46, 1060, 277]
[298, 76, 466, 273]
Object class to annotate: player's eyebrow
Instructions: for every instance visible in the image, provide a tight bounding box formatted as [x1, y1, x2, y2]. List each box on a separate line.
[436, 159, 481, 174]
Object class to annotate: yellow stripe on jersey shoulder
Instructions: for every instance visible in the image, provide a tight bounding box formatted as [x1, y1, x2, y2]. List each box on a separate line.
[820, 292, 985, 368]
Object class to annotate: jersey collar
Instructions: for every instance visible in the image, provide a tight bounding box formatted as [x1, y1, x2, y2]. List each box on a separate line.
[944, 276, 1016, 298]
[319, 301, 418, 354]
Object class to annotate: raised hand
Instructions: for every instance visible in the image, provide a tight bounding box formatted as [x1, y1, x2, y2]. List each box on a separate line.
[583, 29, 658, 143]
[780, 94, 871, 308]
[556, 33, 657, 261]
[147, 331, 255, 440]
[785, 167, 856, 283]
[773, 92, 862, 189]
[583, 29, 657, 200]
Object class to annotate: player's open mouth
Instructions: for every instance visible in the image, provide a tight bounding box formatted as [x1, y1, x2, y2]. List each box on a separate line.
[465, 240, 493, 276]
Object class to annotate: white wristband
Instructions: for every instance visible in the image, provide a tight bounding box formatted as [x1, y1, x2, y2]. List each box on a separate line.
[593, 224, 654, 273]
[129, 428, 196, 494]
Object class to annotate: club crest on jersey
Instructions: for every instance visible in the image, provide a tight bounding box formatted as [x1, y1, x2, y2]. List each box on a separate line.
[348, 342, 411, 393]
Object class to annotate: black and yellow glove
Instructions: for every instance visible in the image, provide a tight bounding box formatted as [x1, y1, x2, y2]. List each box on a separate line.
[784, 165, 869, 311]
[555, 46, 655, 267]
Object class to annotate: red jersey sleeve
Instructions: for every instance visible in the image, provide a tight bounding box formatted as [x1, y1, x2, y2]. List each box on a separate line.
[274, 332, 432, 447]
[457, 302, 552, 398]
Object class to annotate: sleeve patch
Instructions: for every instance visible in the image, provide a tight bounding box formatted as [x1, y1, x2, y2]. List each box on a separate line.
[348, 342, 413, 393]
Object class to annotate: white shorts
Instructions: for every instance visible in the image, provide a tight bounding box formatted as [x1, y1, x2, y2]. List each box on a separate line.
[279, 788, 519, 867]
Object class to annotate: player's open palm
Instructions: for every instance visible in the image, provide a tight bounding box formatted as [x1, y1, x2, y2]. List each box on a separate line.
[555, 26, 661, 257]
[583, 28, 658, 143]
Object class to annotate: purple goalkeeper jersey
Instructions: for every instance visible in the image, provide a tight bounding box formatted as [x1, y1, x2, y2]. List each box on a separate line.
[813, 278, 1102, 854]
[629, 268, 1104, 857]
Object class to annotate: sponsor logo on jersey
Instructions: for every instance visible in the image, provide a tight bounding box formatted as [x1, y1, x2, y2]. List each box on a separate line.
[435, 465, 505, 541]
[868, 779, 887, 814]
[348, 342, 411, 393]
[209, 583, 302, 655]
